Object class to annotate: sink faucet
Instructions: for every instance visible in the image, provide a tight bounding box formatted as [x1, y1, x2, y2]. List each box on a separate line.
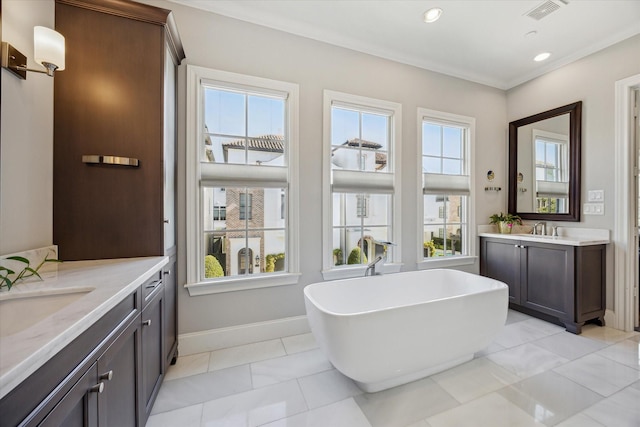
[532, 222, 547, 236]
[365, 255, 384, 276]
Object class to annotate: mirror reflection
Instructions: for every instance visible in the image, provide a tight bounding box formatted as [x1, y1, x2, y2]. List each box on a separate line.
[508, 101, 582, 221]
[516, 114, 570, 213]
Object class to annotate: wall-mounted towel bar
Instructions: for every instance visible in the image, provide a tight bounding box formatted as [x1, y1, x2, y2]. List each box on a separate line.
[82, 155, 139, 167]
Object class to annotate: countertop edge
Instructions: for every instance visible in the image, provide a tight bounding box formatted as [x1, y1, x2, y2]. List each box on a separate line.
[0, 256, 169, 400]
[478, 232, 610, 246]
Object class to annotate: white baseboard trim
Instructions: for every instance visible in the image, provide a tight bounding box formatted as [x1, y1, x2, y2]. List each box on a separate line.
[178, 315, 311, 356]
[604, 309, 617, 330]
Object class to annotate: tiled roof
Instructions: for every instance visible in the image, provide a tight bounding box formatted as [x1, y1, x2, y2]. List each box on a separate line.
[223, 135, 284, 153]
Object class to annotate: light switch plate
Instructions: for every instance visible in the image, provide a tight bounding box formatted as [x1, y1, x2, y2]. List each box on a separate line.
[588, 190, 604, 202]
[584, 203, 604, 215]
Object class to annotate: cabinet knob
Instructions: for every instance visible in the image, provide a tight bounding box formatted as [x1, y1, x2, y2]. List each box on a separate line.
[143, 319, 152, 326]
[99, 370, 113, 381]
[90, 382, 104, 394]
[164, 219, 170, 224]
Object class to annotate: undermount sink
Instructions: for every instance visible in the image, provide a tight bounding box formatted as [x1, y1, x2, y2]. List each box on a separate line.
[0, 287, 94, 338]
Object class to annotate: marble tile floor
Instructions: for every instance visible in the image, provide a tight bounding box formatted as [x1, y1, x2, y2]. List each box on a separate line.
[147, 310, 640, 427]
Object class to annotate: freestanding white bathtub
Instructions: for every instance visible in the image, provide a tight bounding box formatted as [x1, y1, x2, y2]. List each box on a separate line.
[304, 269, 508, 392]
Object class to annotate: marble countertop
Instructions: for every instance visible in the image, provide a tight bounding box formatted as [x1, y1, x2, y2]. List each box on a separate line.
[478, 225, 610, 246]
[0, 256, 169, 400]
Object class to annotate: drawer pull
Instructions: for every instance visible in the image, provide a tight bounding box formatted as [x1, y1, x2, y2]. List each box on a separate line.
[82, 155, 139, 167]
[146, 280, 161, 289]
[143, 319, 152, 326]
[163, 270, 171, 275]
[90, 382, 104, 394]
[99, 370, 113, 381]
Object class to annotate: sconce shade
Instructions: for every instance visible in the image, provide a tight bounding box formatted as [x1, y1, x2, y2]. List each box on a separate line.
[34, 26, 65, 73]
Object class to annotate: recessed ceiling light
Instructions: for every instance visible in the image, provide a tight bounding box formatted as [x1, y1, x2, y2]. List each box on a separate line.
[423, 7, 443, 23]
[534, 52, 551, 62]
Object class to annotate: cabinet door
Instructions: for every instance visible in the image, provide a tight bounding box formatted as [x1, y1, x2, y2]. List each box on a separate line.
[37, 363, 99, 427]
[141, 292, 164, 425]
[480, 238, 521, 303]
[163, 257, 178, 367]
[521, 242, 574, 320]
[97, 319, 140, 427]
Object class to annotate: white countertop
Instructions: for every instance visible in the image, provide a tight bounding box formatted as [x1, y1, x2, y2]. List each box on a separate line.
[478, 225, 610, 246]
[0, 256, 169, 400]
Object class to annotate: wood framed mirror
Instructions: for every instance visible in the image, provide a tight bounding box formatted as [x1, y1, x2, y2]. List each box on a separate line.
[508, 101, 582, 221]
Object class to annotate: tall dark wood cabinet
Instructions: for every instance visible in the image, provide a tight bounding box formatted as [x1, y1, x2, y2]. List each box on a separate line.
[53, 0, 184, 261]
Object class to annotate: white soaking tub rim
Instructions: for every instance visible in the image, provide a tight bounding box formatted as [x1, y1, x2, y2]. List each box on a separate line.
[304, 270, 507, 317]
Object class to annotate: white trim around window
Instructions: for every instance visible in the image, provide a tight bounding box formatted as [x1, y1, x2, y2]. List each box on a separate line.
[417, 108, 476, 270]
[321, 90, 402, 280]
[185, 65, 300, 295]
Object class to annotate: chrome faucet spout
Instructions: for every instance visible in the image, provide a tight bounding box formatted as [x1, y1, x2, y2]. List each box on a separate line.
[365, 255, 384, 276]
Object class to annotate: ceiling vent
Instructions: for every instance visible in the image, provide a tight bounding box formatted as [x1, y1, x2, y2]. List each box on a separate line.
[525, 0, 566, 21]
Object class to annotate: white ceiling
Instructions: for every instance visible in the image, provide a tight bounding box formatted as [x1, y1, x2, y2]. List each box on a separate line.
[167, 0, 640, 90]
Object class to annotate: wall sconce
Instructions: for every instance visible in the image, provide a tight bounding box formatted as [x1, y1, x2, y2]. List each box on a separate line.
[1, 26, 65, 80]
[255, 255, 260, 267]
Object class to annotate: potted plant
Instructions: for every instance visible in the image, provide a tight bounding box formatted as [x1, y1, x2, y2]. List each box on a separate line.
[489, 212, 522, 234]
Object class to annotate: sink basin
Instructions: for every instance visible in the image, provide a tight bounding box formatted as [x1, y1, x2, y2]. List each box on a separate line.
[0, 287, 94, 338]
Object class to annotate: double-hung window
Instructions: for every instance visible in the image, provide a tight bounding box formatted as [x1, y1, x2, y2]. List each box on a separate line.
[322, 91, 402, 279]
[533, 130, 569, 213]
[185, 66, 299, 295]
[418, 108, 475, 267]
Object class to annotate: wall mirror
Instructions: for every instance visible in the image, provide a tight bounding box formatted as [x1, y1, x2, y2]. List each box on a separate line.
[508, 101, 582, 221]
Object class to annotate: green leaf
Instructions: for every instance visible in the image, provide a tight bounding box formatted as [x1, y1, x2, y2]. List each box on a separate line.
[24, 267, 43, 280]
[6, 256, 30, 264]
[0, 267, 15, 275]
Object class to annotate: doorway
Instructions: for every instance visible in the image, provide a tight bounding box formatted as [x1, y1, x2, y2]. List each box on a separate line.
[635, 89, 640, 332]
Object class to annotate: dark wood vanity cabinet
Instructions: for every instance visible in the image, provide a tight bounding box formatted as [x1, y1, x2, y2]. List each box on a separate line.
[480, 237, 606, 334]
[53, 0, 184, 261]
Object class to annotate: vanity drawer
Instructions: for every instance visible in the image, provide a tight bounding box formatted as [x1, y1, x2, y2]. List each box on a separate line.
[142, 270, 163, 302]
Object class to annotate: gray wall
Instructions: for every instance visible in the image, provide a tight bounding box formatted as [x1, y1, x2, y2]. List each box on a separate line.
[507, 33, 640, 310]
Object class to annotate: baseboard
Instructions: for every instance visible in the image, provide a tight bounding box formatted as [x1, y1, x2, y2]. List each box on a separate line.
[604, 309, 617, 330]
[178, 315, 311, 356]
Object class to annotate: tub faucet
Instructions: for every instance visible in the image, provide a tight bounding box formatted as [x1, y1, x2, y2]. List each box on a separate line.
[365, 255, 384, 276]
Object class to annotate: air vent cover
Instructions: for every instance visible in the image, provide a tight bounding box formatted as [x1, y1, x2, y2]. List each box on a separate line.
[526, 0, 562, 20]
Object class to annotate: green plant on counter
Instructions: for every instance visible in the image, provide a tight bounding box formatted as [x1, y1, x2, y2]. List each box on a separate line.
[489, 212, 523, 225]
[204, 255, 224, 278]
[0, 254, 61, 291]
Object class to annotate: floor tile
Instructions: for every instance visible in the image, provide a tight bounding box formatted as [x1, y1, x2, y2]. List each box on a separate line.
[152, 365, 253, 414]
[580, 325, 638, 345]
[251, 349, 332, 388]
[555, 413, 604, 427]
[426, 393, 545, 427]
[553, 354, 640, 397]
[627, 333, 640, 343]
[404, 421, 431, 427]
[494, 319, 563, 349]
[532, 331, 608, 360]
[498, 370, 602, 426]
[474, 341, 506, 357]
[209, 339, 286, 371]
[583, 385, 640, 427]
[260, 398, 371, 427]
[354, 377, 459, 427]
[431, 357, 520, 403]
[632, 380, 640, 391]
[282, 333, 318, 355]
[165, 352, 211, 381]
[200, 379, 307, 427]
[506, 310, 535, 325]
[487, 343, 568, 379]
[146, 403, 203, 427]
[595, 339, 640, 370]
[297, 369, 363, 409]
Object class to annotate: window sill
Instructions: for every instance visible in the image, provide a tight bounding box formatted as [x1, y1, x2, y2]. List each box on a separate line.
[416, 255, 477, 270]
[321, 263, 403, 281]
[184, 273, 301, 296]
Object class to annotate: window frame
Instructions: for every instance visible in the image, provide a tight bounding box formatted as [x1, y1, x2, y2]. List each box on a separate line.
[322, 90, 402, 280]
[185, 66, 300, 296]
[417, 108, 476, 269]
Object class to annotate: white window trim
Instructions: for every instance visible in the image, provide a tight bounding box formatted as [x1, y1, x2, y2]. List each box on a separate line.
[185, 65, 300, 296]
[321, 90, 402, 280]
[417, 108, 476, 269]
